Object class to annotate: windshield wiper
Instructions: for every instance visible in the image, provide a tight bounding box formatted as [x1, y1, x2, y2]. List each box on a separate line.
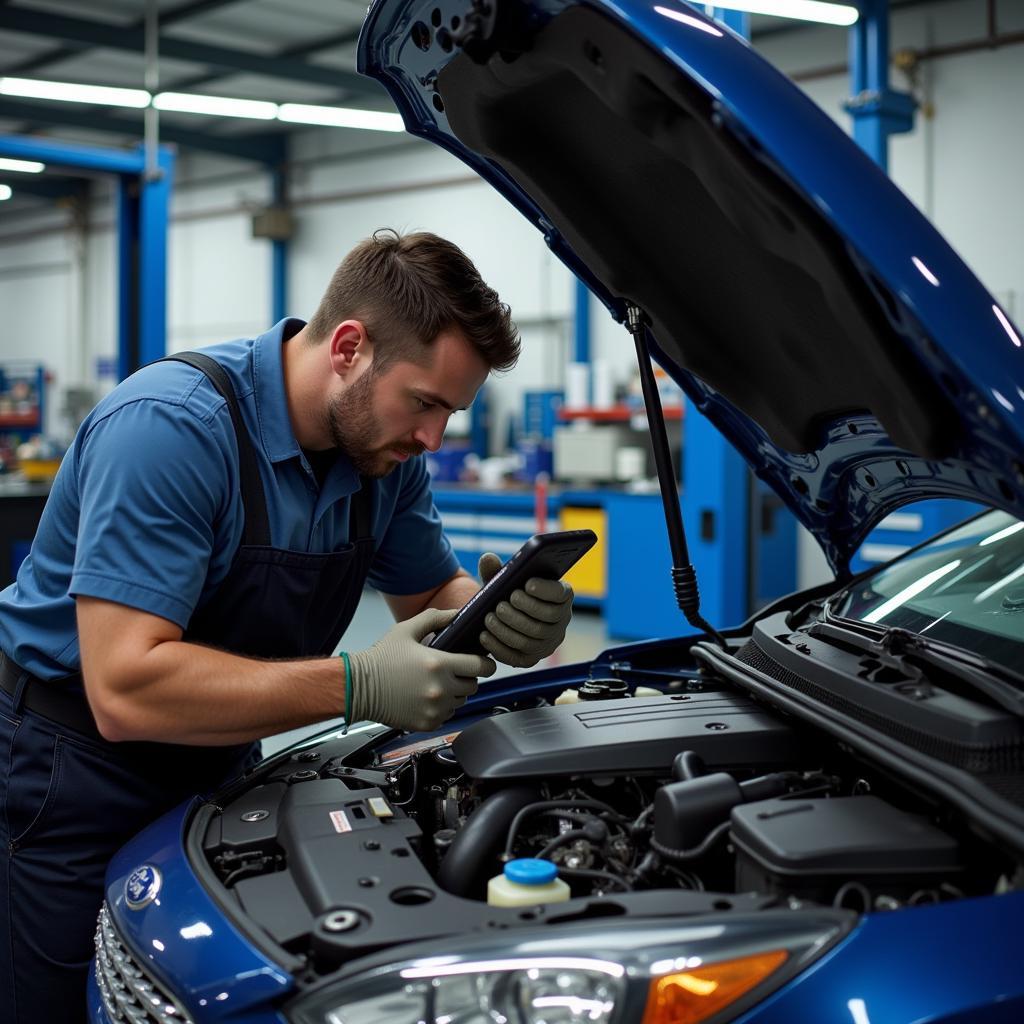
[811, 607, 1024, 719]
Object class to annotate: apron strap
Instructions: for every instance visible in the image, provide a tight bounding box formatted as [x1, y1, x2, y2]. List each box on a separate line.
[162, 353, 272, 548]
[351, 476, 375, 543]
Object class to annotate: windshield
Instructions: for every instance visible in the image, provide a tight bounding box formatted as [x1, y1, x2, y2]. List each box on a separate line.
[834, 509, 1024, 673]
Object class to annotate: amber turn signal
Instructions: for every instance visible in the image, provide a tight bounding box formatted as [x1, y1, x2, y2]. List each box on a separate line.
[641, 949, 789, 1024]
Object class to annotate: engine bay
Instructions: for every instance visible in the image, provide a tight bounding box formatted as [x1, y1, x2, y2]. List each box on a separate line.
[194, 633, 1021, 984]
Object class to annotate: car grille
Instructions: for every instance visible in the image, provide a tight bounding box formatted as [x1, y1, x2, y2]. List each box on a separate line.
[94, 902, 194, 1024]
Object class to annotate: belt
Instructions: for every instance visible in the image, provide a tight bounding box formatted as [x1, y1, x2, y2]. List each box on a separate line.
[0, 651, 103, 740]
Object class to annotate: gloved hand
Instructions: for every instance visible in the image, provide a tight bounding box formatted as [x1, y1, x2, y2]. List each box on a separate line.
[349, 608, 495, 732]
[477, 552, 574, 668]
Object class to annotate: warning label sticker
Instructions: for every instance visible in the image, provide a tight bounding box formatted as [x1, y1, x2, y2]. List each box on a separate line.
[329, 809, 352, 834]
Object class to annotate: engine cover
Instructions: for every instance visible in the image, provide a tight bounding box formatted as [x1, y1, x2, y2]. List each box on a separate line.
[454, 691, 800, 779]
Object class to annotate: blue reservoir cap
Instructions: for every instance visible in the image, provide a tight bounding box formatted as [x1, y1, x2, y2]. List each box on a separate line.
[504, 858, 558, 886]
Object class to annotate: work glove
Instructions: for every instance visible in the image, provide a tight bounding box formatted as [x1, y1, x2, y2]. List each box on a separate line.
[477, 551, 574, 669]
[349, 608, 495, 732]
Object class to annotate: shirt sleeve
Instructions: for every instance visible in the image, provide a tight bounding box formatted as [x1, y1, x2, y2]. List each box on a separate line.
[69, 398, 232, 628]
[367, 457, 462, 596]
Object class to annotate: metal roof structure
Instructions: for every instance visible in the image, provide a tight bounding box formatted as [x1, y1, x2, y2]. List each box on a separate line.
[0, 0, 394, 207]
[0, 0, 977, 206]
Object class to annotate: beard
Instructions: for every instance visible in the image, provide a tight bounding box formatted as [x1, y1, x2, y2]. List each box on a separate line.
[324, 370, 423, 478]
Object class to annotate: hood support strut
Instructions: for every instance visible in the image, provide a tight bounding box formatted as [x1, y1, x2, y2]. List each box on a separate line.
[626, 305, 726, 647]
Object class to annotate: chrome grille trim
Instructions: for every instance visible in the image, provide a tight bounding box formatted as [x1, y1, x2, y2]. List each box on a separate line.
[94, 902, 194, 1024]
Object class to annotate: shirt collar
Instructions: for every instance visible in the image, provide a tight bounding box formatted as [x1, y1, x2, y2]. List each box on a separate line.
[253, 317, 309, 465]
[253, 317, 361, 496]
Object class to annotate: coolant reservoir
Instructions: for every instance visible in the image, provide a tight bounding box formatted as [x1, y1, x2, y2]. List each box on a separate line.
[487, 858, 570, 907]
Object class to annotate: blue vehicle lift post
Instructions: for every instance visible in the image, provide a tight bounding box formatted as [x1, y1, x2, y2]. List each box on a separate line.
[124, 146, 174, 379]
[270, 162, 289, 322]
[573, 277, 592, 406]
[0, 135, 173, 382]
[844, 0, 916, 172]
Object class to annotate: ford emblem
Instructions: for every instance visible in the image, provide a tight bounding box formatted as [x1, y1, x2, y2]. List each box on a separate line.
[124, 865, 162, 910]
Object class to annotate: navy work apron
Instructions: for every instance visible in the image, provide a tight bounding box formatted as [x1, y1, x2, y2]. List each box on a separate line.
[0, 351, 376, 1023]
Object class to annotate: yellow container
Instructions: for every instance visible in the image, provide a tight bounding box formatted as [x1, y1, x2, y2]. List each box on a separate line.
[558, 506, 607, 599]
[20, 458, 62, 482]
[487, 859, 570, 907]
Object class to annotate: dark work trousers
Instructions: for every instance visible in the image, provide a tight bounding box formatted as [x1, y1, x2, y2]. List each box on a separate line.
[0, 690, 257, 1024]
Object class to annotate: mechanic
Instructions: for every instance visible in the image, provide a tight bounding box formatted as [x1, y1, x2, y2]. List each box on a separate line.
[0, 228, 575, 1022]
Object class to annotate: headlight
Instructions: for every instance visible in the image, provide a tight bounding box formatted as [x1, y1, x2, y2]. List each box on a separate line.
[287, 910, 851, 1024]
[307, 959, 621, 1024]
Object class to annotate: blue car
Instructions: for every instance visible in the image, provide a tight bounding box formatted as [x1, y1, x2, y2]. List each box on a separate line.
[90, 1, 1024, 1022]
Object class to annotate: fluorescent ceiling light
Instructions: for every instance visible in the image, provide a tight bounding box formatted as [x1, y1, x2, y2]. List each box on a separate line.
[154, 91, 278, 120]
[690, 1, 858, 26]
[0, 185, 11, 201]
[0, 76, 150, 108]
[0, 157, 44, 173]
[0, 77, 404, 133]
[278, 102, 404, 132]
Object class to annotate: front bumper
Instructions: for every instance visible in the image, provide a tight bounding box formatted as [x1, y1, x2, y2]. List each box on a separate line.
[88, 797, 292, 1024]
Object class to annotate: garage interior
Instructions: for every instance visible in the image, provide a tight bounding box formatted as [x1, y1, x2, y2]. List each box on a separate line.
[0, 0, 1020, 760]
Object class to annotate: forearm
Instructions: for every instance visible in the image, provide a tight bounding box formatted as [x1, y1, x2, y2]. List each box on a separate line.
[430, 570, 480, 610]
[87, 641, 347, 746]
[386, 570, 481, 621]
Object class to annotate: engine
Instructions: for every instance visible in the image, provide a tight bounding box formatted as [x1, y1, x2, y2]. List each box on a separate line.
[195, 674, 1006, 976]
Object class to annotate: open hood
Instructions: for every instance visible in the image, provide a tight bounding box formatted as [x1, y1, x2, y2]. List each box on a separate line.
[358, 0, 1024, 571]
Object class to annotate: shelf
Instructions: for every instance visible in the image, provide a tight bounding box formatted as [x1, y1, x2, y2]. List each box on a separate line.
[557, 404, 683, 422]
[0, 412, 41, 428]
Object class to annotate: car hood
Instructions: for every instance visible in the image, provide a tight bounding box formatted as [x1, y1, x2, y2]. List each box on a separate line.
[357, 0, 1024, 571]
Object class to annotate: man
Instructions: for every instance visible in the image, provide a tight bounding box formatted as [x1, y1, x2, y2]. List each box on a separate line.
[0, 229, 574, 1022]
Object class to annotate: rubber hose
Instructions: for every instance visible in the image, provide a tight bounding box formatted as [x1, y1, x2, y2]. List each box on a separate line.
[650, 820, 731, 861]
[437, 785, 540, 898]
[673, 750, 706, 781]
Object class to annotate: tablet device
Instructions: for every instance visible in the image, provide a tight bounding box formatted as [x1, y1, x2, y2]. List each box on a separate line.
[428, 529, 598, 655]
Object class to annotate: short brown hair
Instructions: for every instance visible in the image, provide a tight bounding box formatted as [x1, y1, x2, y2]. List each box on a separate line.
[307, 229, 520, 373]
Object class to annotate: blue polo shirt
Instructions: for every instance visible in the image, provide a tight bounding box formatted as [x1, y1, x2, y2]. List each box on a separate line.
[0, 319, 461, 679]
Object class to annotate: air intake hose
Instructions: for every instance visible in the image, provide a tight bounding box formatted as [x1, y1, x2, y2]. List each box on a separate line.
[437, 785, 540, 898]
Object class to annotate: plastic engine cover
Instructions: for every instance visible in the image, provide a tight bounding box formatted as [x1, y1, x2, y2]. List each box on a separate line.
[730, 795, 962, 900]
[454, 692, 799, 780]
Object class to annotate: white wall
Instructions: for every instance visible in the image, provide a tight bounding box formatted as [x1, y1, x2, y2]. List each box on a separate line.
[167, 153, 273, 349]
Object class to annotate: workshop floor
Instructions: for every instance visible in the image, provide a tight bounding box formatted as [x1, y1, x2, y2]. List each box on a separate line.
[263, 588, 622, 756]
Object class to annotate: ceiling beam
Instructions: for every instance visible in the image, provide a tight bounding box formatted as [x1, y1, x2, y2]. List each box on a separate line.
[0, 8, 377, 94]
[4, 0, 247, 76]
[0, 98, 286, 163]
[161, 0, 252, 26]
[164, 27, 362, 95]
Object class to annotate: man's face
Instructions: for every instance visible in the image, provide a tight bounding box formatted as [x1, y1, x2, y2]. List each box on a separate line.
[326, 328, 489, 478]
